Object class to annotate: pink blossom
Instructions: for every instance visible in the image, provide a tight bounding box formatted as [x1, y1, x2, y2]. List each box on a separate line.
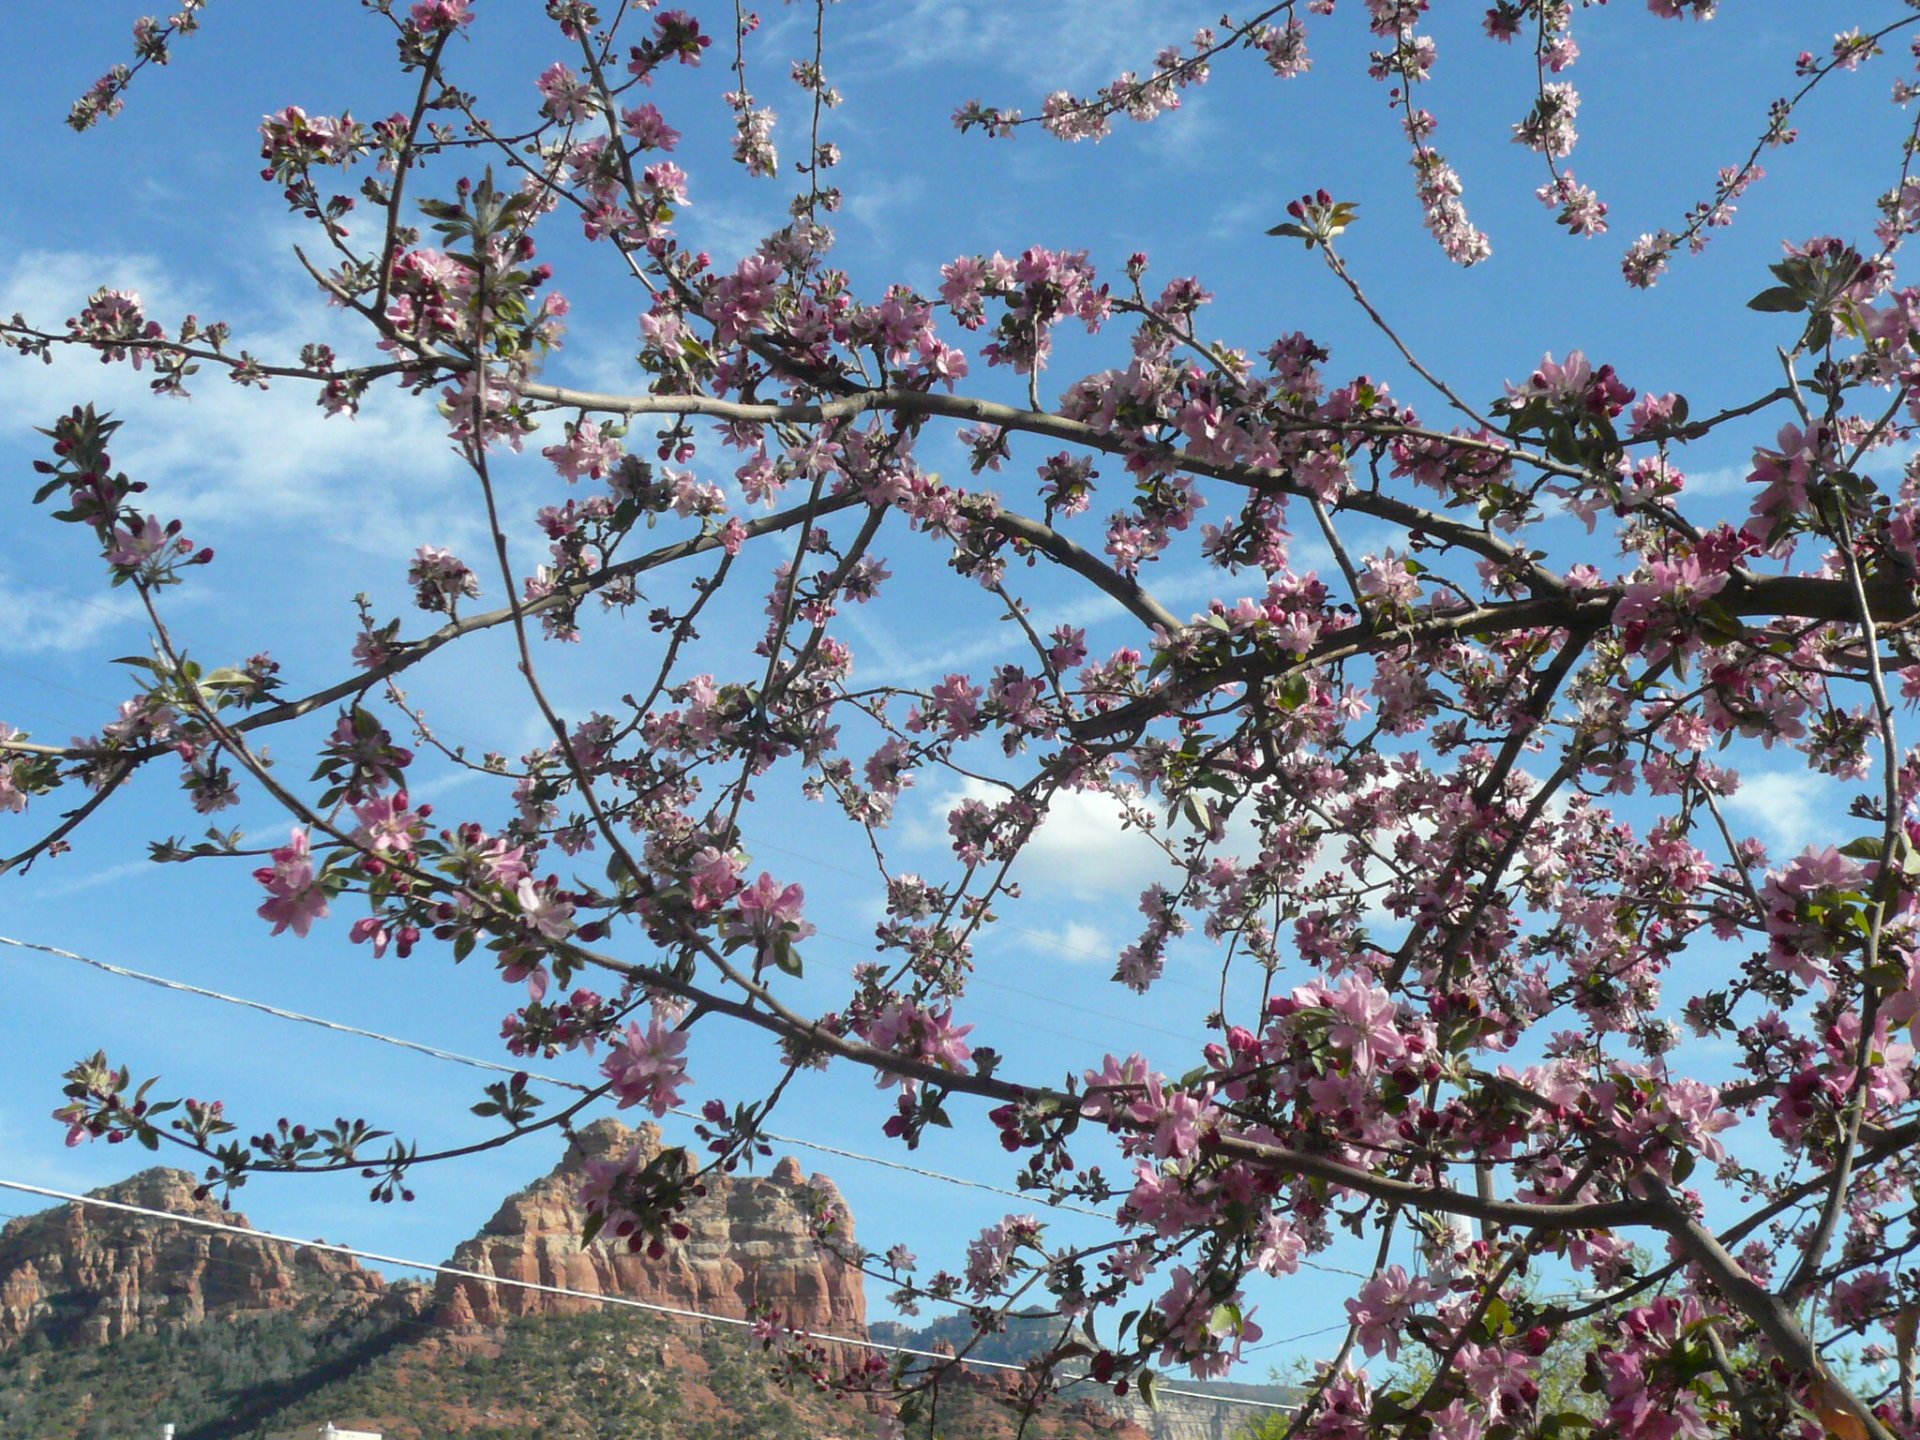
[1305, 974, 1407, 1075]
[540, 419, 625, 482]
[1345, 1264, 1435, 1360]
[621, 103, 680, 150]
[350, 790, 427, 855]
[1153, 1265, 1264, 1378]
[723, 873, 815, 969]
[688, 846, 744, 910]
[601, 1010, 691, 1118]
[515, 876, 575, 942]
[0, 726, 29, 814]
[863, 1000, 974, 1091]
[254, 827, 329, 938]
[535, 63, 597, 123]
[409, 0, 473, 32]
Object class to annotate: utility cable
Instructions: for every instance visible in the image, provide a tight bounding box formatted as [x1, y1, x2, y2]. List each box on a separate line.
[0, 931, 1109, 1218]
[0, 1178, 1297, 1413]
[1, 929, 1370, 1288]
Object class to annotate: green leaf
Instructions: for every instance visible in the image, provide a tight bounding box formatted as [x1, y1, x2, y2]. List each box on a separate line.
[1862, 960, 1906, 991]
[1483, 1295, 1511, 1338]
[1695, 600, 1747, 644]
[1746, 285, 1805, 314]
[772, 935, 804, 978]
[578, 1208, 606, 1249]
[1540, 1411, 1597, 1437]
[1136, 1369, 1159, 1412]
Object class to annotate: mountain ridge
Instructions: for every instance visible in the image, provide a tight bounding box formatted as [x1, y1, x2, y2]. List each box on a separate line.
[0, 1126, 1161, 1440]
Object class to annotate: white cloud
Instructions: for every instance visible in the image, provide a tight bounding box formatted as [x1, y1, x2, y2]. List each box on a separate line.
[847, 0, 1216, 92]
[1013, 917, 1116, 965]
[908, 775, 1178, 902]
[0, 572, 141, 656]
[26, 857, 164, 901]
[1135, 91, 1218, 167]
[676, 192, 794, 268]
[1722, 768, 1846, 854]
[1681, 438, 1915, 499]
[1, 244, 474, 560]
[845, 173, 928, 253]
[1677, 461, 1752, 498]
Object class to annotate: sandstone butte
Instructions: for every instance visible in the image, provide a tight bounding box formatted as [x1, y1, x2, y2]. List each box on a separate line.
[432, 1117, 868, 1363]
[0, 1120, 1156, 1440]
[0, 1121, 862, 1356]
[0, 1165, 385, 1350]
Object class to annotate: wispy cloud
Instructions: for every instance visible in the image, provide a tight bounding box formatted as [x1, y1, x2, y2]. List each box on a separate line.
[1135, 91, 1219, 168]
[27, 856, 164, 901]
[1014, 917, 1117, 965]
[845, 172, 928, 254]
[0, 571, 141, 656]
[1, 243, 474, 560]
[846, 0, 1216, 93]
[905, 775, 1178, 902]
[676, 191, 794, 268]
[1681, 437, 1916, 498]
[1722, 768, 1849, 855]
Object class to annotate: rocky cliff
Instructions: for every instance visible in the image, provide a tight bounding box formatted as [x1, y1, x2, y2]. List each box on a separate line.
[0, 1135, 1154, 1440]
[1102, 1387, 1284, 1440]
[0, 1168, 385, 1352]
[432, 1119, 866, 1360]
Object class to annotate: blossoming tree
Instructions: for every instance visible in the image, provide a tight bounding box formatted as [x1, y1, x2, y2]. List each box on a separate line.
[8, 2, 1920, 1437]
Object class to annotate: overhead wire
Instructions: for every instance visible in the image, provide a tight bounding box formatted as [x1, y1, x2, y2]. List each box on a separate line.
[0, 931, 1110, 1219]
[751, 831, 1228, 1003]
[805, 923, 1210, 1050]
[0, 1177, 1297, 1415]
[0, 929, 1364, 1286]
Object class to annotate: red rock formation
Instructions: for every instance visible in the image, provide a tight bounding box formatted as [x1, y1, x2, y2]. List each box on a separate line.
[0, 1168, 384, 1351]
[432, 1118, 866, 1364]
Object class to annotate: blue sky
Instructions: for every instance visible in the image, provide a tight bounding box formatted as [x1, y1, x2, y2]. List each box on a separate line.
[0, 0, 1911, 1379]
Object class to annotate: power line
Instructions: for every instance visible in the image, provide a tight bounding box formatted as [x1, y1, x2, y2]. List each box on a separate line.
[1, 932, 583, 1085]
[1244, 1320, 1350, 1354]
[0, 930, 1361, 1285]
[0, 1177, 1297, 1414]
[0, 931, 1111, 1219]
[748, 833, 1228, 1006]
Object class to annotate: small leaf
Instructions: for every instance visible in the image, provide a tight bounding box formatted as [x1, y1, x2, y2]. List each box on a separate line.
[1695, 600, 1747, 644]
[1746, 285, 1805, 313]
[772, 935, 804, 978]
